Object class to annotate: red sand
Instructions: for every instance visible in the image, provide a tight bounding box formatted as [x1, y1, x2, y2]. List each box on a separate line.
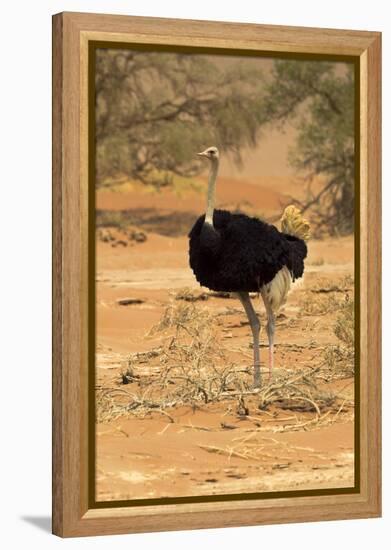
[95, 179, 355, 501]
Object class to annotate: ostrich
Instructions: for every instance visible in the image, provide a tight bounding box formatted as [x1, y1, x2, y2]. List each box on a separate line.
[188, 146, 310, 388]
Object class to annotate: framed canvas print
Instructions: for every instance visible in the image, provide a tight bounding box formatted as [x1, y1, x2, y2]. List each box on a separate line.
[52, 12, 381, 537]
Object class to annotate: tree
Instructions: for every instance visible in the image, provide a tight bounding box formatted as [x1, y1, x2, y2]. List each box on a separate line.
[261, 60, 355, 235]
[95, 50, 264, 187]
[96, 52, 355, 236]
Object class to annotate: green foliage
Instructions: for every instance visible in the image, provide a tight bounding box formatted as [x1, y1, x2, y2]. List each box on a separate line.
[95, 50, 264, 187]
[262, 60, 355, 235]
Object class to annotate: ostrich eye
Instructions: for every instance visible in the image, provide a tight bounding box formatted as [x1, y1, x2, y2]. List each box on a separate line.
[209, 150, 215, 155]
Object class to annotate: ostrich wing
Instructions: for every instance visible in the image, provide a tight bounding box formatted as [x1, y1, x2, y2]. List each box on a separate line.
[199, 222, 222, 258]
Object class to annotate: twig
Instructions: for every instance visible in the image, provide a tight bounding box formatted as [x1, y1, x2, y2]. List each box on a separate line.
[198, 444, 251, 461]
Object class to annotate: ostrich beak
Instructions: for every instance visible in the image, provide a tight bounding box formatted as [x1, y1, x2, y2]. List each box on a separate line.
[197, 150, 208, 157]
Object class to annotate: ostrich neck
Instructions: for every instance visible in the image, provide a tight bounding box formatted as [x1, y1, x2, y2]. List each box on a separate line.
[205, 160, 219, 226]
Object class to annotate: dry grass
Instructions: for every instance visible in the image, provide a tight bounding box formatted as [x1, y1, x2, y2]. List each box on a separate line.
[311, 274, 353, 293]
[97, 302, 251, 422]
[202, 411, 354, 461]
[334, 295, 354, 348]
[310, 257, 325, 266]
[321, 295, 355, 379]
[299, 293, 340, 316]
[299, 275, 353, 316]
[174, 288, 209, 302]
[96, 297, 354, 427]
[299, 275, 355, 380]
[257, 367, 336, 414]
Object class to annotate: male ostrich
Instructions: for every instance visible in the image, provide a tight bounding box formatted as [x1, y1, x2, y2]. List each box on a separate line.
[188, 146, 310, 388]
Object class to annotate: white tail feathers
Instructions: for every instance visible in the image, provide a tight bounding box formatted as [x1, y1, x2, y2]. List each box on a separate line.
[262, 266, 292, 313]
[280, 205, 310, 241]
[261, 206, 309, 315]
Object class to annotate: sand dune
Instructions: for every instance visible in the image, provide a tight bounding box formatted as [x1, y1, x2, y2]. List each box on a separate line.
[97, 176, 295, 216]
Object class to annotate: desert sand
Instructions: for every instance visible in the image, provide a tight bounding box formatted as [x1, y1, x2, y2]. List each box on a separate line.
[95, 176, 355, 502]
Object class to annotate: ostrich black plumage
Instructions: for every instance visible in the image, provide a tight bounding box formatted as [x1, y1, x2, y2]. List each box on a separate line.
[188, 146, 309, 388]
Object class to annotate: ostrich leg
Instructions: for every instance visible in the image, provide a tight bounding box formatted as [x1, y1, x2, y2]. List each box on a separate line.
[261, 290, 276, 381]
[265, 313, 275, 380]
[237, 292, 261, 388]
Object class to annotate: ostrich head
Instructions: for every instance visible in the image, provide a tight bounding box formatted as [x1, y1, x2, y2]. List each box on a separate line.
[197, 146, 219, 161]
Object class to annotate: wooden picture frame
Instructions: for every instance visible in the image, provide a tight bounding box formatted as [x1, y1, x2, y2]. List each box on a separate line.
[52, 11, 381, 537]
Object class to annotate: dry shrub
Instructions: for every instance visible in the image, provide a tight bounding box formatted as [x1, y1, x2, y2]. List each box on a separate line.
[297, 275, 355, 380]
[300, 275, 353, 316]
[96, 388, 132, 423]
[96, 299, 353, 424]
[257, 367, 336, 415]
[334, 295, 354, 348]
[96, 302, 252, 422]
[174, 287, 209, 302]
[149, 301, 213, 334]
[96, 210, 128, 230]
[321, 295, 355, 379]
[300, 293, 342, 315]
[149, 302, 253, 403]
[311, 274, 353, 293]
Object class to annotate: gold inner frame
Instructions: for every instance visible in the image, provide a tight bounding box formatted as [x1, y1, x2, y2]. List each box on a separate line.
[84, 38, 361, 509]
